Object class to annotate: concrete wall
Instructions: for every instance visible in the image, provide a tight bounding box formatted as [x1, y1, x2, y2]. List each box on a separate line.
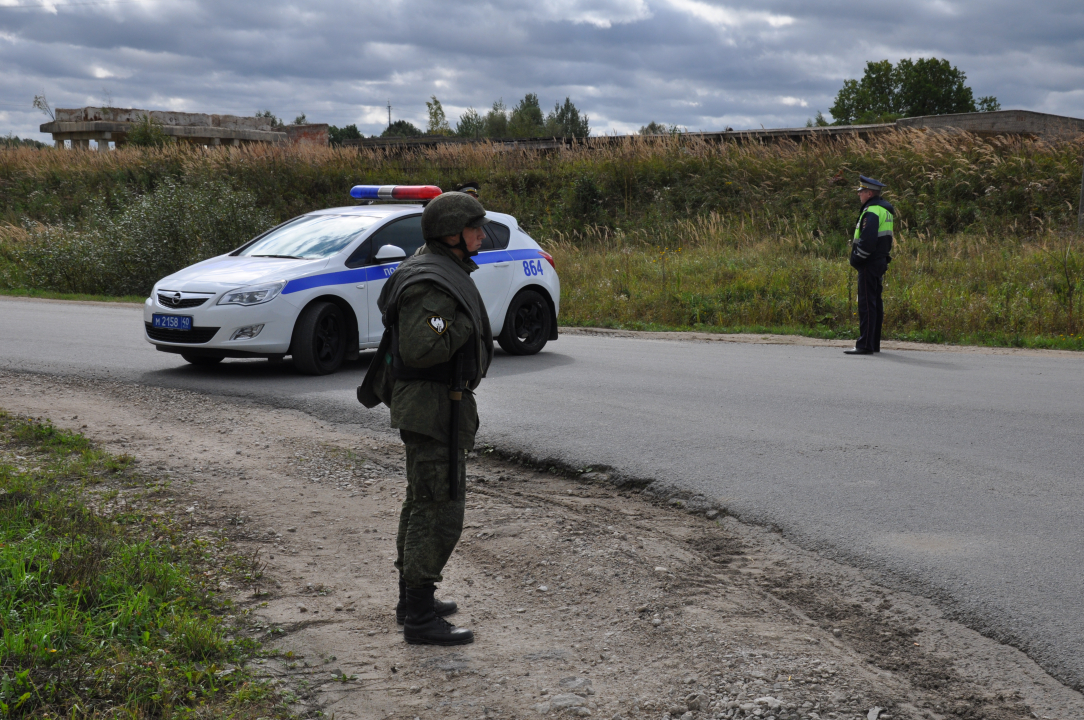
[897, 110, 1084, 138]
[285, 123, 329, 146]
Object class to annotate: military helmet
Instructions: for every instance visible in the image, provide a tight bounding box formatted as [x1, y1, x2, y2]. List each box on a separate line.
[421, 191, 491, 241]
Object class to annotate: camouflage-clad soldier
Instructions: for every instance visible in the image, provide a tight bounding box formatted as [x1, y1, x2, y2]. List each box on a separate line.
[357, 191, 493, 645]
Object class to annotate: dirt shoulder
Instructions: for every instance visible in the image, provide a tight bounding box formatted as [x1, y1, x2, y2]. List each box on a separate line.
[2, 370, 1080, 720]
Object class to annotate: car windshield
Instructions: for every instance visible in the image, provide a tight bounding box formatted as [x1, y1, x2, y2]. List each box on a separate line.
[238, 215, 382, 259]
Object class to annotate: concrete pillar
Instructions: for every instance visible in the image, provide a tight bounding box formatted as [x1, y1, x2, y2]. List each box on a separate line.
[55, 139, 64, 149]
[97, 137, 110, 152]
[75, 139, 89, 150]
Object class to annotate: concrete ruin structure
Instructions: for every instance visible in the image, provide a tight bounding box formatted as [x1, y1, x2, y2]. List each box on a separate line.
[895, 109, 1084, 138]
[40, 107, 328, 149]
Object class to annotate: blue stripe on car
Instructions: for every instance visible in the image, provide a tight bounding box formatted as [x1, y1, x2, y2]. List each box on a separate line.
[281, 249, 545, 295]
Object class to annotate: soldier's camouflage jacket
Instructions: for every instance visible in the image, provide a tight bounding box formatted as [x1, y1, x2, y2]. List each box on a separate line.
[357, 240, 493, 449]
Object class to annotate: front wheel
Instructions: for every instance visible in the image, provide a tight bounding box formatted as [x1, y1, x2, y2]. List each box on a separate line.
[181, 353, 224, 366]
[292, 301, 347, 375]
[497, 289, 551, 355]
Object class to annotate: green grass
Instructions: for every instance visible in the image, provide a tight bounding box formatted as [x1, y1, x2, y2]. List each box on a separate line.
[549, 216, 1084, 351]
[0, 411, 288, 719]
[2, 132, 1082, 349]
[0, 287, 144, 304]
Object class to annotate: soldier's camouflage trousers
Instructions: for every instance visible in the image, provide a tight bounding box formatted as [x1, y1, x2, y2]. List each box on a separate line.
[394, 429, 467, 589]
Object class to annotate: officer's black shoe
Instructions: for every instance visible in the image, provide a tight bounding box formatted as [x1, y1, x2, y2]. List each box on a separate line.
[844, 347, 873, 355]
[404, 585, 474, 646]
[396, 576, 458, 625]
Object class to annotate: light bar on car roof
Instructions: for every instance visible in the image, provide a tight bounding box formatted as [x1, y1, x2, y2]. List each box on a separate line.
[350, 185, 442, 201]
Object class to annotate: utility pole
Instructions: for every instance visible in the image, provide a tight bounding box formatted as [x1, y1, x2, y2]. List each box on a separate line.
[387, 101, 392, 129]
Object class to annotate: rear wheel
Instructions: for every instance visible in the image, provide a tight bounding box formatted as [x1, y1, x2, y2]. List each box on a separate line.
[181, 353, 224, 366]
[497, 289, 551, 355]
[292, 301, 347, 375]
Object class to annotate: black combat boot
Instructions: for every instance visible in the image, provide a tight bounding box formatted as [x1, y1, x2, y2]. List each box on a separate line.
[403, 585, 474, 646]
[396, 576, 458, 625]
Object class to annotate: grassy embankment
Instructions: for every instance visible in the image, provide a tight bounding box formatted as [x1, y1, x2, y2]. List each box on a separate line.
[0, 411, 288, 719]
[1, 131, 1082, 349]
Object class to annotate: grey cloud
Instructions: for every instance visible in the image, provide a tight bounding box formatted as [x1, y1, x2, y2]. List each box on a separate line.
[1, 0, 1082, 141]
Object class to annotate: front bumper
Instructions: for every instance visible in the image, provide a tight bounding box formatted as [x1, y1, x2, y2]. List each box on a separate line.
[143, 295, 298, 355]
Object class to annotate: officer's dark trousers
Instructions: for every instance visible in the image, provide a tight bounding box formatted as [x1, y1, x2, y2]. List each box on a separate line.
[394, 429, 466, 589]
[856, 259, 888, 352]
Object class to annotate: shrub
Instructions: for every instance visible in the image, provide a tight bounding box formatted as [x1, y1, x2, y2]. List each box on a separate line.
[124, 114, 173, 148]
[6, 178, 272, 296]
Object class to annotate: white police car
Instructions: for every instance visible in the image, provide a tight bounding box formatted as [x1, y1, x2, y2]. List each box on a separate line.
[144, 185, 560, 374]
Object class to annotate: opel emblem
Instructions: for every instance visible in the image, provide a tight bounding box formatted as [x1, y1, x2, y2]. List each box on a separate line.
[167, 292, 182, 306]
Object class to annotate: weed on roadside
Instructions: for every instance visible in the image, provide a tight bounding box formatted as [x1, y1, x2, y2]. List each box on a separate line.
[0, 411, 290, 719]
[549, 222, 1084, 349]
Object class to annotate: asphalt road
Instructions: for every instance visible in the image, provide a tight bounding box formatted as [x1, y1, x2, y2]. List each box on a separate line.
[3, 296, 1083, 691]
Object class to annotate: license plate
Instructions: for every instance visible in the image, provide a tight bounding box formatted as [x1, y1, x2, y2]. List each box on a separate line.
[152, 314, 192, 331]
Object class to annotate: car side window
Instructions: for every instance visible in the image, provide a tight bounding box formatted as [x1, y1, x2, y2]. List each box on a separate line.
[344, 238, 371, 268]
[349, 215, 424, 267]
[481, 221, 511, 251]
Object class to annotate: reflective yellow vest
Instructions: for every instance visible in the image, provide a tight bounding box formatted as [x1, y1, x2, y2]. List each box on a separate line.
[853, 203, 894, 241]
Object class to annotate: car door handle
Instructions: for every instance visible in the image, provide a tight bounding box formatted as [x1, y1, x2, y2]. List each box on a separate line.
[355, 283, 366, 289]
[493, 263, 509, 268]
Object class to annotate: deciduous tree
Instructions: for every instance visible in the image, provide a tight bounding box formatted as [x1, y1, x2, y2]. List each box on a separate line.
[509, 93, 545, 137]
[829, 58, 997, 125]
[484, 99, 509, 137]
[381, 120, 422, 138]
[328, 124, 362, 145]
[425, 96, 451, 135]
[455, 108, 485, 138]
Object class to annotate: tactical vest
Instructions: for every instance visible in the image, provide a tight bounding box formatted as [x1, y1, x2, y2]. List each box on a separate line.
[390, 323, 478, 384]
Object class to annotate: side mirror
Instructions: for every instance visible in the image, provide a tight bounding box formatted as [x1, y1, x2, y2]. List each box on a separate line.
[374, 244, 407, 262]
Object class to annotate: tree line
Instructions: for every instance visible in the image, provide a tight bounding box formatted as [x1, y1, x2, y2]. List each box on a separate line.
[328, 94, 590, 145]
[19, 57, 1000, 149]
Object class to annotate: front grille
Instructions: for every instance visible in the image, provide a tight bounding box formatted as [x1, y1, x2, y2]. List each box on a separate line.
[145, 323, 220, 344]
[157, 294, 208, 309]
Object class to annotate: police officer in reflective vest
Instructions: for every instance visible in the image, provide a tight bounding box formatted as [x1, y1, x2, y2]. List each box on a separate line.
[357, 191, 493, 645]
[845, 175, 895, 355]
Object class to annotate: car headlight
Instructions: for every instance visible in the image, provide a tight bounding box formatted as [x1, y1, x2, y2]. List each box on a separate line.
[217, 282, 285, 307]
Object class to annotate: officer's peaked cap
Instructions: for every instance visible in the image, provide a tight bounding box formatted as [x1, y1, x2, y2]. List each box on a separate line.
[421, 191, 491, 241]
[858, 175, 887, 191]
[455, 181, 480, 198]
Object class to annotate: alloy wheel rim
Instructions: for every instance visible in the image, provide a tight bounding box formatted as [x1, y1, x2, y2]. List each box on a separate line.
[514, 301, 545, 344]
[315, 314, 341, 362]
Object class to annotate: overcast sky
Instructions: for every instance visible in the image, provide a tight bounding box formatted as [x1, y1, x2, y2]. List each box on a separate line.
[2, 0, 1082, 140]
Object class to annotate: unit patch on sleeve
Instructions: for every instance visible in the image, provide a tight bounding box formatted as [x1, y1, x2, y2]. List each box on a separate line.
[426, 316, 448, 334]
